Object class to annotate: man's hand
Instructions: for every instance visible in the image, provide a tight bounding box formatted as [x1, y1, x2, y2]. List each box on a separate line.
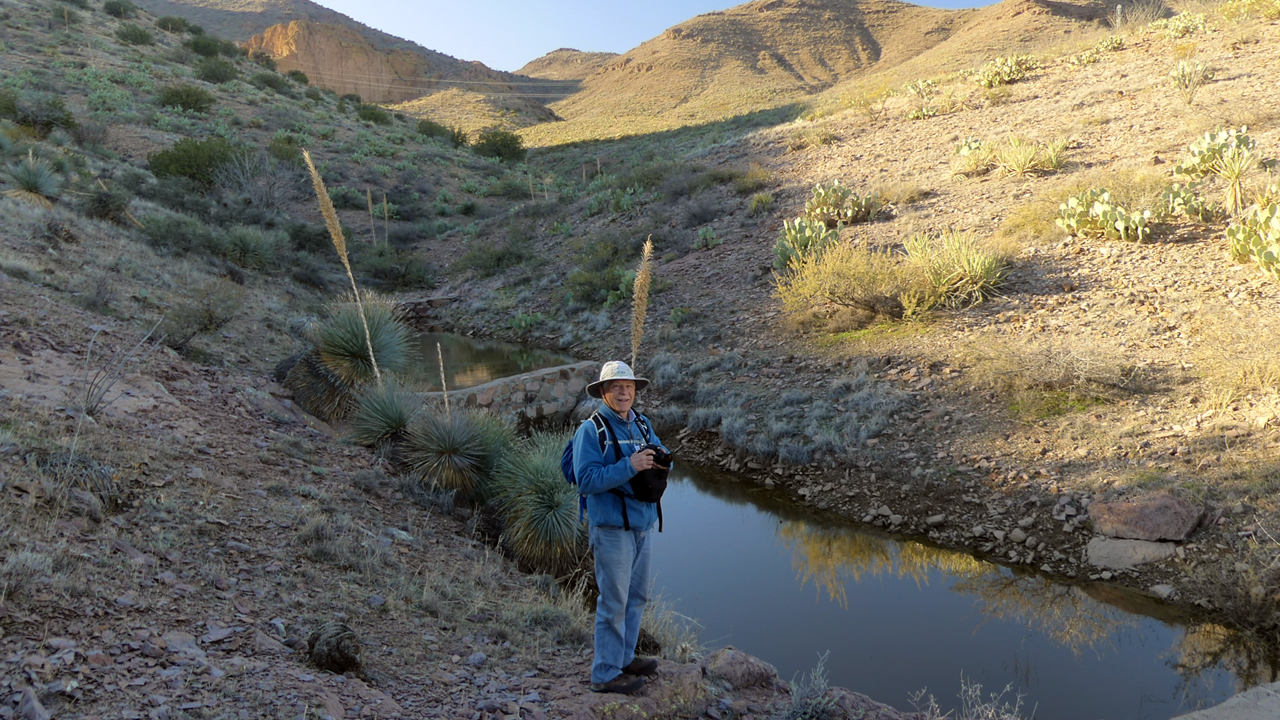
[630, 448, 668, 472]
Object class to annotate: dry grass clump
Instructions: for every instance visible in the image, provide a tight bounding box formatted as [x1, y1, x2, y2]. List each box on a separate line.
[871, 180, 930, 206]
[904, 231, 1015, 308]
[960, 335, 1141, 418]
[776, 242, 919, 320]
[0, 550, 53, 601]
[1188, 303, 1280, 409]
[786, 124, 838, 152]
[294, 513, 396, 574]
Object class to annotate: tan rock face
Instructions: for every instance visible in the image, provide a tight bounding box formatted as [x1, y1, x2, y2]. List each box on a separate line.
[243, 20, 513, 104]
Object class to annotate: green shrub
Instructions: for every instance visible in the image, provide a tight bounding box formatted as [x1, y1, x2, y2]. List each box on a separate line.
[157, 278, 244, 350]
[341, 93, 362, 104]
[251, 71, 289, 93]
[448, 126, 470, 148]
[115, 23, 153, 46]
[305, 87, 323, 102]
[186, 35, 220, 57]
[1055, 188, 1152, 242]
[0, 90, 16, 121]
[975, 55, 1037, 88]
[774, 217, 837, 270]
[249, 51, 276, 70]
[195, 58, 238, 84]
[472, 127, 525, 162]
[456, 240, 531, 277]
[565, 232, 643, 305]
[495, 432, 584, 573]
[287, 70, 308, 84]
[103, 0, 136, 18]
[1227, 204, 1280, 281]
[267, 134, 302, 165]
[137, 212, 225, 256]
[157, 84, 214, 113]
[356, 104, 391, 125]
[1220, 0, 1280, 19]
[147, 137, 240, 188]
[350, 381, 421, 447]
[2, 156, 63, 208]
[223, 225, 283, 269]
[417, 118, 450, 139]
[155, 16, 189, 32]
[775, 242, 920, 319]
[81, 185, 133, 223]
[5, 94, 77, 138]
[355, 244, 435, 290]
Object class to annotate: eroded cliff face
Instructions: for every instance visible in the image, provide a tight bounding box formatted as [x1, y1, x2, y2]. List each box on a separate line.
[243, 20, 514, 104]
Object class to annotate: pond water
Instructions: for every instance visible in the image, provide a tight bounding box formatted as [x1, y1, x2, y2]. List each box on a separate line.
[402, 332, 576, 392]
[650, 466, 1272, 720]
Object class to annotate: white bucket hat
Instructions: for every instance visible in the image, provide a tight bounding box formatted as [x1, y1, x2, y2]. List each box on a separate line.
[586, 360, 650, 399]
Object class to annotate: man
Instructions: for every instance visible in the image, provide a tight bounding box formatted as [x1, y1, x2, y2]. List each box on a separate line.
[572, 360, 669, 695]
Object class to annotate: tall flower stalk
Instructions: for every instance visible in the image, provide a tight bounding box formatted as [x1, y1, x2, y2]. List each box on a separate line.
[302, 149, 382, 386]
[631, 236, 654, 368]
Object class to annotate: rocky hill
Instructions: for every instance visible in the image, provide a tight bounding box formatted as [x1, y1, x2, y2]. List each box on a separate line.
[517, 48, 619, 81]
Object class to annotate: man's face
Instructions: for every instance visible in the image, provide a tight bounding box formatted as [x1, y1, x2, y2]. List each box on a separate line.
[602, 380, 636, 415]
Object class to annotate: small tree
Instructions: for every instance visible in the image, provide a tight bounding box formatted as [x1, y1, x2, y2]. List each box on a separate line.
[195, 58, 238, 84]
[472, 127, 525, 162]
[148, 137, 240, 188]
[114, 23, 153, 45]
[157, 84, 214, 113]
[103, 0, 136, 18]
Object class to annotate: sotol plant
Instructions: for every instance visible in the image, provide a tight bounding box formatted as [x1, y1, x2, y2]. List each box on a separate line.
[1169, 60, 1213, 105]
[494, 432, 585, 574]
[2, 154, 62, 208]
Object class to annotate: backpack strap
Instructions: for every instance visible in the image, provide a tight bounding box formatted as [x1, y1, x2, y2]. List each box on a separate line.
[591, 412, 633, 531]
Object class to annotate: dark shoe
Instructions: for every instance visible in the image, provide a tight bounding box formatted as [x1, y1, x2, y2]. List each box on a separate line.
[623, 657, 659, 677]
[590, 674, 645, 695]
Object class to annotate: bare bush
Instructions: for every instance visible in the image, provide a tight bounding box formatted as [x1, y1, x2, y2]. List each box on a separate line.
[213, 151, 304, 212]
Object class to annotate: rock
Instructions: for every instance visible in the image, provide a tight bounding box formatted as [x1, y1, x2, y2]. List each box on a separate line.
[889, 515, 903, 526]
[254, 629, 290, 655]
[925, 514, 946, 527]
[1008, 528, 1027, 544]
[1086, 537, 1177, 569]
[67, 488, 103, 522]
[1089, 492, 1202, 542]
[162, 632, 205, 659]
[702, 647, 777, 689]
[971, 525, 985, 538]
[467, 652, 486, 667]
[18, 687, 51, 720]
[876, 505, 892, 516]
[1018, 517, 1035, 528]
[1150, 584, 1178, 600]
[307, 621, 361, 673]
[86, 651, 113, 666]
[826, 687, 920, 720]
[991, 530, 1006, 542]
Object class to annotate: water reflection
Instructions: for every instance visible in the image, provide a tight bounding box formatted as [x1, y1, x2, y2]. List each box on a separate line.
[403, 333, 576, 392]
[655, 466, 1280, 719]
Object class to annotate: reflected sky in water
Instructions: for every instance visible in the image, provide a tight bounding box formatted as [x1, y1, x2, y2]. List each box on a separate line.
[650, 467, 1250, 720]
[403, 333, 576, 392]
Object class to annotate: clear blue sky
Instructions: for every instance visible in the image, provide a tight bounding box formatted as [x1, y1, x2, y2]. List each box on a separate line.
[316, 0, 987, 73]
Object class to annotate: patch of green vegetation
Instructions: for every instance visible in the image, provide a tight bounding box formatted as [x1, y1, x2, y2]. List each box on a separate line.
[1010, 390, 1108, 420]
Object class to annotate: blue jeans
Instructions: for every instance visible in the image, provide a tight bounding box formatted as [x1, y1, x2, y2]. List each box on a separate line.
[590, 524, 651, 684]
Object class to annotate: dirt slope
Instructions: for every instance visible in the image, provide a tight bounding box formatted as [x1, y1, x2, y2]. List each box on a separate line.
[517, 48, 619, 81]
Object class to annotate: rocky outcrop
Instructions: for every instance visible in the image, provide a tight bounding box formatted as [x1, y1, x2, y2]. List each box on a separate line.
[1086, 537, 1177, 569]
[242, 20, 515, 103]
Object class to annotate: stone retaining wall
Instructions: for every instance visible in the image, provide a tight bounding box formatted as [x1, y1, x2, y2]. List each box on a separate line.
[420, 361, 599, 428]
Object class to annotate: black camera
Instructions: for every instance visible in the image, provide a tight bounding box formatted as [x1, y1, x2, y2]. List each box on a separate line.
[643, 443, 671, 469]
[630, 444, 672, 503]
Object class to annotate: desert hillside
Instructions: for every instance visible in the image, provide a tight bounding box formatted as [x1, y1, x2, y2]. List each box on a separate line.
[517, 48, 620, 81]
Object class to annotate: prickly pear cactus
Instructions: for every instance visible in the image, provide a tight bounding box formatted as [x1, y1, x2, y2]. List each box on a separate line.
[975, 55, 1037, 88]
[1056, 188, 1152, 242]
[1174, 126, 1255, 178]
[1226, 204, 1280, 280]
[774, 217, 837, 270]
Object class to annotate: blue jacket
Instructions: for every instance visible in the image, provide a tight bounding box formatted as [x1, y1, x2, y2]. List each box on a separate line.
[572, 405, 666, 531]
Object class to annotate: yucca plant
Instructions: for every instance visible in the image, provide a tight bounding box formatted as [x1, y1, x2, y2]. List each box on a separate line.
[349, 380, 421, 447]
[316, 295, 410, 391]
[495, 431, 585, 574]
[223, 225, 281, 269]
[464, 408, 516, 500]
[1215, 145, 1258, 216]
[402, 411, 489, 499]
[3, 153, 62, 208]
[905, 230, 1009, 307]
[995, 137, 1041, 177]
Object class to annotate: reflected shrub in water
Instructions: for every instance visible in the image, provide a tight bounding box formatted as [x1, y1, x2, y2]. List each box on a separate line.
[495, 432, 584, 574]
[349, 381, 421, 447]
